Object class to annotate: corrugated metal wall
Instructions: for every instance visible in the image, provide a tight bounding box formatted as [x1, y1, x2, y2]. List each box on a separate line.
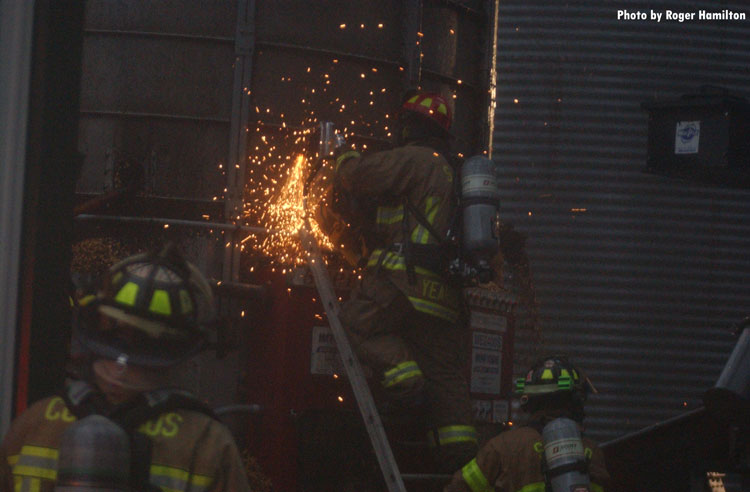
[493, 1, 750, 442]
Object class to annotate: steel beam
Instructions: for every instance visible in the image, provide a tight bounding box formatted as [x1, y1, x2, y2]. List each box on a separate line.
[223, 0, 256, 283]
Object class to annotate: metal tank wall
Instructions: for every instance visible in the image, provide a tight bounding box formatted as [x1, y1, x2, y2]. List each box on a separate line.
[74, 1, 242, 412]
[76, 0, 497, 276]
[76, 1, 237, 277]
[492, 1, 750, 443]
[74, 1, 498, 488]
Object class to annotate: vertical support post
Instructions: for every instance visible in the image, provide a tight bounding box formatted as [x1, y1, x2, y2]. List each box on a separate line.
[15, 0, 86, 413]
[0, 0, 35, 434]
[402, 0, 423, 91]
[223, 0, 256, 283]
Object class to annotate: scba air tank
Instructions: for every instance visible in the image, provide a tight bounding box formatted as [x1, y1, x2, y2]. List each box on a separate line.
[55, 415, 131, 491]
[461, 155, 500, 282]
[541, 417, 591, 492]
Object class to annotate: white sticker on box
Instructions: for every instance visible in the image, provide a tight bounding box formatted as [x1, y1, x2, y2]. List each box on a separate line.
[470, 347, 501, 394]
[675, 121, 700, 154]
[310, 325, 343, 375]
[473, 332, 503, 351]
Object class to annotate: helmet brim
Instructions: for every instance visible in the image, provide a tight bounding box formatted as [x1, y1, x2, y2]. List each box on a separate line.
[75, 307, 206, 368]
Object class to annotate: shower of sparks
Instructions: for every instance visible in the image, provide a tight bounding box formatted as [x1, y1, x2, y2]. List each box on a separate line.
[236, 20, 461, 270]
[243, 153, 333, 266]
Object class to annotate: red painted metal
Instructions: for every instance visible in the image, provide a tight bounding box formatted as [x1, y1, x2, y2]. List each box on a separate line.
[244, 269, 354, 491]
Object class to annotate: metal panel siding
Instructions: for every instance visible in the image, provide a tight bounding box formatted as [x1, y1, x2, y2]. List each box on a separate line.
[77, 1, 236, 198]
[493, 2, 750, 442]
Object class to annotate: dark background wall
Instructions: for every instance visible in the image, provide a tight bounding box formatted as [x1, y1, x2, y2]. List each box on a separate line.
[493, 1, 750, 443]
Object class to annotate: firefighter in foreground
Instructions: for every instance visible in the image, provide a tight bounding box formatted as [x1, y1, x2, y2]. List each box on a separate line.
[0, 245, 252, 492]
[330, 90, 477, 471]
[444, 356, 610, 492]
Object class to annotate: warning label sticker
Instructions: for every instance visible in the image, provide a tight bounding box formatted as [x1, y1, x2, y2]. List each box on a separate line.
[544, 438, 584, 465]
[473, 332, 502, 351]
[310, 326, 343, 375]
[470, 347, 501, 395]
[675, 120, 700, 154]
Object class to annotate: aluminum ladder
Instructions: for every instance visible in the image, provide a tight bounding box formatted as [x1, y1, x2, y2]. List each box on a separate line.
[299, 224, 408, 492]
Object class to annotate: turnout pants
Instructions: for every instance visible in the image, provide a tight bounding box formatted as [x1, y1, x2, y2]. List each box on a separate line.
[340, 272, 477, 471]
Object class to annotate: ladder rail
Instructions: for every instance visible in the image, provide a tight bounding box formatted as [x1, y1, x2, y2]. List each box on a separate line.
[299, 224, 408, 492]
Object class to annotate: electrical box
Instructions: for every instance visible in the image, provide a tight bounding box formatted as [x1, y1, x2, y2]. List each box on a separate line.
[464, 287, 517, 438]
[641, 87, 750, 188]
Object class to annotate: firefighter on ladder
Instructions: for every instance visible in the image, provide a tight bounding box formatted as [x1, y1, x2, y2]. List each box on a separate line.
[444, 356, 610, 492]
[331, 90, 478, 472]
[0, 245, 252, 492]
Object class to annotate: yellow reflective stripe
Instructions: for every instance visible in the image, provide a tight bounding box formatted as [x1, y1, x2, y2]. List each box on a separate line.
[541, 368, 554, 380]
[460, 458, 492, 492]
[29, 478, 41, 492]
[19, 446, 58, 460]
[13, 446, 59, 481]
[335, 150, 361, 172]
[591, 483, 604, 492]
[523, 383, 561, 395]
[149, 289, 171, 315]
[437, 102, 448, 115]
[366, 249, 459, 322]
[11, 466, 56, 481]
[150, 464, 213, 491]
[411, 196, 440, 244]
[366, 250, 439, 277]
[517, 482, 545, 492]
[432, 425, 478, 446]
[376, 205, 404, 225]
[114, 281, 139, 306]
[7, 455, 19, 466]
[78, 294, 96, 306]
[408, 296, 458, 323]
[420, 98, 433, 109]
[382, 361, 423, 388]
[14, 477, 42, 492]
